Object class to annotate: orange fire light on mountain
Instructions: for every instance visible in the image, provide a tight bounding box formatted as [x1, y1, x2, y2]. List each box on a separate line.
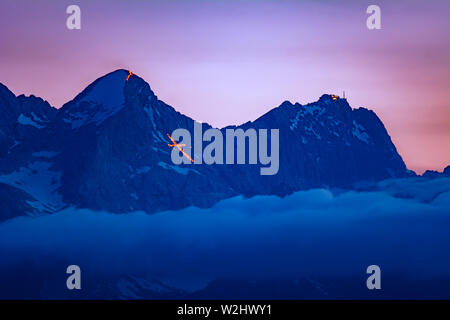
[331, 95, 338, 100]
[167, 133, 194, 163]
[126, 70, 133, 81]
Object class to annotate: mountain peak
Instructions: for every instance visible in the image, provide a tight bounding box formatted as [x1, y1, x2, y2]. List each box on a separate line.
[318, 93, 348, 103]
[67, 69, 144, 103]
[279, 100, 294, 108]
[59, 69, 154, 129]
[82, 70, 127, 102]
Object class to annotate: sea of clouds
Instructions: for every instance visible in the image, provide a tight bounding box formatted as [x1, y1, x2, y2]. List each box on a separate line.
[0, 177, 449, 295]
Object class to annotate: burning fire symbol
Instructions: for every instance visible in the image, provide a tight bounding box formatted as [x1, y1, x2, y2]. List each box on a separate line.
[126, 70, 133, 81]
[331, 95, 338, 100]
[167, 133, 194, 163]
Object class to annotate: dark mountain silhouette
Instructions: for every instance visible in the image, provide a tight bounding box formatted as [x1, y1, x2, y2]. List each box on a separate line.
[0, 83, 56, 158]
[0, 69, 415, 220]
[423, 165, 450, 178]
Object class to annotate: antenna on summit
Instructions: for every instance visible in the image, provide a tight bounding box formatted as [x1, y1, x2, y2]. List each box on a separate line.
[343, 90, 346, 99]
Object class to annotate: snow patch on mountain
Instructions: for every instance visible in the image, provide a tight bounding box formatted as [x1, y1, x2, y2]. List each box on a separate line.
[352, 120, 370, 143]
[129, 166, 151, 178]
[0, 161, 64, 212]
[17, 114, 45, 129]
[158, 162, 200, 175]
[303, 104, 326, 116]
[305, 124, 321, 140]
[144, 105, 165, 142]
[290, 111, 301, 131]
[31, 112, 48, 123]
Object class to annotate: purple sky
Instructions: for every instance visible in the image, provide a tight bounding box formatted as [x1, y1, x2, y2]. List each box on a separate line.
[0, 0, 449, 173]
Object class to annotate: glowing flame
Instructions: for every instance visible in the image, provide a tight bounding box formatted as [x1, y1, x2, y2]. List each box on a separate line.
[126, 70, 133, 81]
[331, 95, 338, 100]
[167, 133, 194, 163]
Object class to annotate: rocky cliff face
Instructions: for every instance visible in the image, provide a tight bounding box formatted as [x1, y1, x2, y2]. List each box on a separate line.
[0, 84, 56, 158]
[0, 69, 412, 218]
[222, 94, 411, 196]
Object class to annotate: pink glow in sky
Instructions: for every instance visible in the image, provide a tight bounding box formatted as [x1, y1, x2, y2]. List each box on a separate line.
[0, 0, 449, 173]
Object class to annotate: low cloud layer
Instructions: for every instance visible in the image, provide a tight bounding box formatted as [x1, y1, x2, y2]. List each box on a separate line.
[0, 178, 449, 291]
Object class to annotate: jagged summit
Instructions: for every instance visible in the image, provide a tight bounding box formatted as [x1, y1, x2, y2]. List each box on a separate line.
[0, 82, 57, 157]
[318, 93, 345, 101]
[277, 94, 349, 109]
[423, 165, 450, 178]
[57, 69, 156, 129]
[278, 100, 295, 108]
[62, 69, 151, 106]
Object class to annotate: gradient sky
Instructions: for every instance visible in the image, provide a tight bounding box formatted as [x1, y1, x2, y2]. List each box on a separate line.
[0, 0, 449, 173]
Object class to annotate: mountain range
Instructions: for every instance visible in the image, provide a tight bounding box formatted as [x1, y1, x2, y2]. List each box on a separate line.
[0, 69, 429, 220]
